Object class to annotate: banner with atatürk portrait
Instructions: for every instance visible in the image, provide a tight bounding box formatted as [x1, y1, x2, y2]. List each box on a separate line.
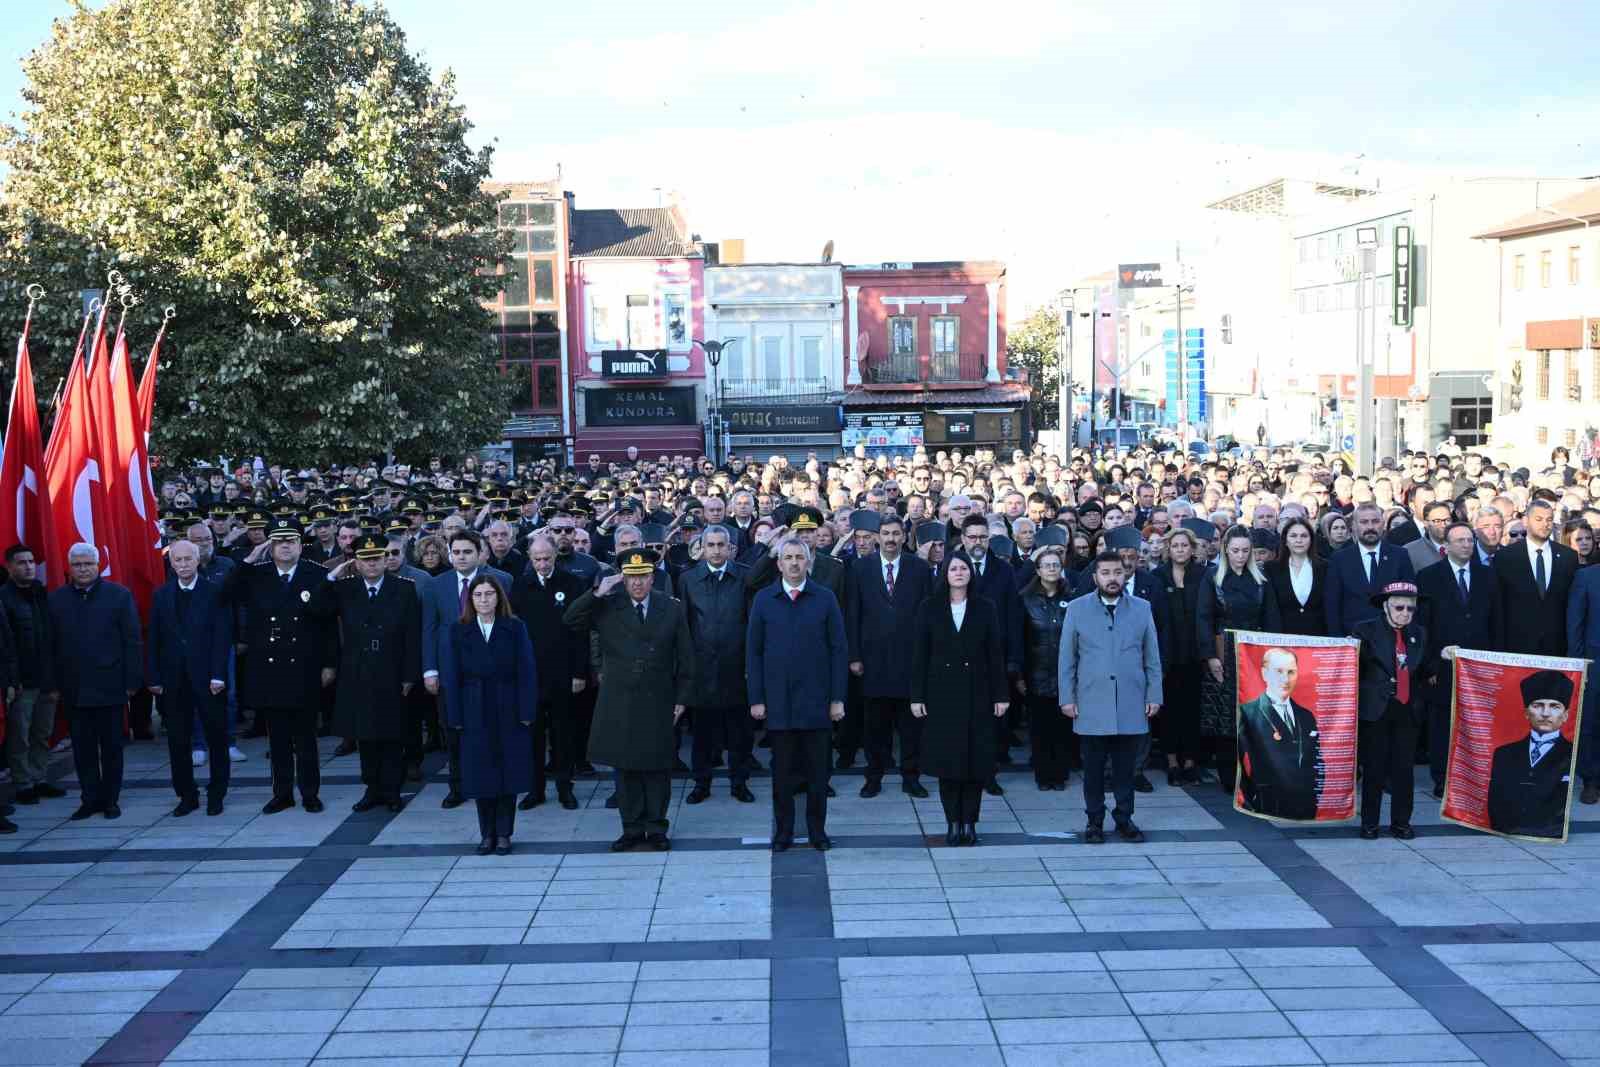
[1443, 648, 1588, 843]
[1233, 631, 1361, 823]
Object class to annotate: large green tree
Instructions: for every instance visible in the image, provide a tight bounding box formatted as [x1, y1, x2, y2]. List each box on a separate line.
[1006, 306, 1063, 430]
[0, 0, 514, 466]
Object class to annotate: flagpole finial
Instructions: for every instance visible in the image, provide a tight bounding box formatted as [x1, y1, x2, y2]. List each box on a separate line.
[163, 305, 176, 321]
[88, 296, 103, 314]
[24, 284, 43, 303]
[119, 291, 137, 310]
[107, 269, 124, 288]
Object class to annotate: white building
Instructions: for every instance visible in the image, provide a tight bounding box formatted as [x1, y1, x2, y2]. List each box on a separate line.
[1474, 182, 1600, 467]
[704, 263, 846, 459]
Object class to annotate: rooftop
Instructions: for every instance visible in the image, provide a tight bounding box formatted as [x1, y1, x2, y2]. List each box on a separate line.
[570, 207, 698, 258]
[1475, 183, 1600, 239]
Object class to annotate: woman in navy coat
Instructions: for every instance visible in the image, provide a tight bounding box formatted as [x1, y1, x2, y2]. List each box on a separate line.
[441, 576, 537, 855]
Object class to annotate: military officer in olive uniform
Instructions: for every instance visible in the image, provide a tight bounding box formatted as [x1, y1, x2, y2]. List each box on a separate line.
[223, 519, 336, 813]
[564, 548, 693, 852]
[313, 535, 422, 812]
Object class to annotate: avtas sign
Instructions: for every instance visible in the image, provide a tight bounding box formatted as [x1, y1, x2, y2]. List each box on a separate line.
[1117, 262, 1165, 288]
[723, 405, 843, 434]
[1392, 224, 1414, 329]
[601, 349, 670, 379]
[584, 387, 696, 426]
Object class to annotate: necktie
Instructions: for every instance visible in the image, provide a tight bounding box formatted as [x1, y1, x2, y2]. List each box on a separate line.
[1365, 551, 1377, 583]
[1536, 547, 1547, 595]
[1532, 737, 1552, 766]
[1394, 629, 1410, 704]
[459, 576, 469, 613]
[789, 588, 800, 602]
[368, 586, 377, 601]
[1438, 543, 1447, 558]
[635, 601, 646, 625]
[1274, 701, 1295, 739]
[281, 571, 291, 586]
[1457, 567, 1470, 606]
[885, 562, 895, 598]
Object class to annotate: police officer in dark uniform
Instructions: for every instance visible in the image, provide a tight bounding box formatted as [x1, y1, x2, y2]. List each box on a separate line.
[223, 519, 336, 813]
[314, 535, 422, 813]
[228, 509, 272, 563]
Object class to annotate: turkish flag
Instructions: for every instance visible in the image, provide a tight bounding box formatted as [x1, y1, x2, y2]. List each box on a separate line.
[103, 327, 164, 618]
[43, 306, 114, 590]
[135, 318, 163, 440]
[0, 307, 60, 587]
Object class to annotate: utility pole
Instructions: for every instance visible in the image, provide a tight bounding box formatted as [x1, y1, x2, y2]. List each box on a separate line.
[1057, 291, 1072, 464]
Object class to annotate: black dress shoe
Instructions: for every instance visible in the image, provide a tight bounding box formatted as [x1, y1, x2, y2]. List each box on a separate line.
[771, 835, 792, 852]
[1084, 825, 1106, 844]
[811, 833, 833, 851]
[352, 795, 380, 813]
[518, 793, 544, 811]
[604, 793, 618, 809]
[558, 790, 579, 810]
[441, 792, 464, 809]
[945, 822, 959, 846]
[0, 816, 16, 834]
[686, 785, 711, 805]
[731, 784, 755, 803]
[1584, 784, 1600, 806]
[332, 739, 357, 758]
[903, 781, 929, 799]
[303, 797, 325, 814]
[984, 779, 1005, 797]
[172, 797, 199, 817]
[35, 782, 66, 799]
[1359, 825, 1381, 840]
[1116, 822, 1145, 843]
[646, 832, 671, 851]
[262, 797, 294, 815]
[610, 834, 643, 852]
[102, 804, 121, 820]
[387, 798, 404, 813]
[14, 787, 38, 805]
[859, 780, 881, 798]
[1391, 824, 1416, 840]
[70, 804, 99, 821]
[1133, 774, 1154, 793]
[964, 824, 980, 847]
[476, 837, 495, 855]
[206, 797, 224, 816]
[495, 839, 511, 855]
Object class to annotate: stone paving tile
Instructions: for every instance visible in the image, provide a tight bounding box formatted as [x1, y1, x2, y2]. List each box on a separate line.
[1424, 939, 1600, 1062]
[0, 968, 176, 1065]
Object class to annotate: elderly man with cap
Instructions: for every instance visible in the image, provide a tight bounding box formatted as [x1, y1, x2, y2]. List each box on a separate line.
[312, 536, 422, 813]
[1487, 670, 1576, 839]
[564, 548, 693, 851]
[225, 519, 337, 813]
[1353, 580, 1429, 839]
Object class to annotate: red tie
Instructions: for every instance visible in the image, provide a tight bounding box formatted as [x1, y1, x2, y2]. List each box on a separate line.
[789, 588, 800, 602]
[1394, 629, 1410, 704]
[885, 562, 895, 598]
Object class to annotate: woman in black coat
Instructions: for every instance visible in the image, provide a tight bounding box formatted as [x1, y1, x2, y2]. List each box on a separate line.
[1196, 525, 1282, 793]
[1264, 516, 1328, 637]
[1152, 527, 1212, 786]
[1019, 546, 1074, 790]
[910, 556, 1009, 846]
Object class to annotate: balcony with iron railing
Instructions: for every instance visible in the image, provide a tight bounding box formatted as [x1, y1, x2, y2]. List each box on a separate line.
[719, 377, 839, 404]
[861, 349, 989, 386]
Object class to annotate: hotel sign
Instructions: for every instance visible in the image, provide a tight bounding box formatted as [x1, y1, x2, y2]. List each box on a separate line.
[1393, 225, 1413, 329]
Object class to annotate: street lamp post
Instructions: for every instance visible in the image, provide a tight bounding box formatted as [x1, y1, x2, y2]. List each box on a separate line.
[692, 338, 738, 465]
[1056, 290, 1073, 465]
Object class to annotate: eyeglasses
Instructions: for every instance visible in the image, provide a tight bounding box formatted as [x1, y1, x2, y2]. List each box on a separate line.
[550, 526, 575, 534]
[385, 549, 404, 557]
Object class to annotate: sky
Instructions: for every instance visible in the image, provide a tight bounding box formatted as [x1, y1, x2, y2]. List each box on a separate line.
[2, 0, 1598, 310]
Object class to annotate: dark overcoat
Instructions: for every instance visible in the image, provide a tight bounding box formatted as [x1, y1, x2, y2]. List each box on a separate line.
[745, 580, 848, 730]
[678, 560, 751, 707]
[48, 578, 141, 709]
[222, 559, 335, 709]
[564, 587, 692, 770]
[310, 576, 421, 742]
[441, 617, 538, 799]
[912, 595, 1008, 781]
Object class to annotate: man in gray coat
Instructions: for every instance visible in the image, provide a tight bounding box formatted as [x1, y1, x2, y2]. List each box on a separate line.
[1059, 550, 1163, 843]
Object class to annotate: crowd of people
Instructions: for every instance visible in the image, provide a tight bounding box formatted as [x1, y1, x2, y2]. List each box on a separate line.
[1, 437, 1595, 850]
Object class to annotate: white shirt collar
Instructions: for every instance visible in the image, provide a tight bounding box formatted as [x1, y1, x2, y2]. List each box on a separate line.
[364, 578, 383, 593]
[177, 579, 197, 592]
[276, 565, 296, 580]
[782, 579, 807, 596]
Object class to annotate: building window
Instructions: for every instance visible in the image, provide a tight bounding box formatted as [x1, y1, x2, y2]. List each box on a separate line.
[797, 334, 823, 381]
[532, 260, 554, 303]
[1541, 249, 1553, 287]
[760, 335, 783, 381]
[1297, 239, 1309, 263]
[1571, 245, 1583, 286]
[931, 316, 960, 379]
[1567, 428, 1580, 449]
[1316, 236, 1327, 259]
[1569, 350, 1583, 402]
[1537, 426, 1549, 445]
[587, 291, 615, 349]
[660, 289, 690, 351]
[1538, 350, 1551, 400]
[1514, 254, 1525, 290]
[1316, 287, 1330, 312]
[535, 364, 560, 410]
[625, 293, 653, 347]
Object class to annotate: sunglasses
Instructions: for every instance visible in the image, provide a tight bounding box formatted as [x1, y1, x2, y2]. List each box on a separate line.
[385, 549, 404, 557]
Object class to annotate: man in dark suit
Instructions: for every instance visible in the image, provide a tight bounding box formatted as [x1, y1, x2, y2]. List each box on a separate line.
[1493, 498, 1577, 657]
[148, 540, 234, 816]
[680, 524, 755, 804]
[224, 520, 336, 813]
[1488, 669, 1576, 839]
[1325, 502, 1416, 636]
[1419, 522, 1500, 797]
[314, 536, 422, 813]
[510, 533, 588, 810]
[748, 536, 848, 851]
[847, 513, 933, 799]
[49, 543, 142, 821]
[419, 529, 511, 808]
[564, 549, 693, 852]
[1236, 647, 1321, 820]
